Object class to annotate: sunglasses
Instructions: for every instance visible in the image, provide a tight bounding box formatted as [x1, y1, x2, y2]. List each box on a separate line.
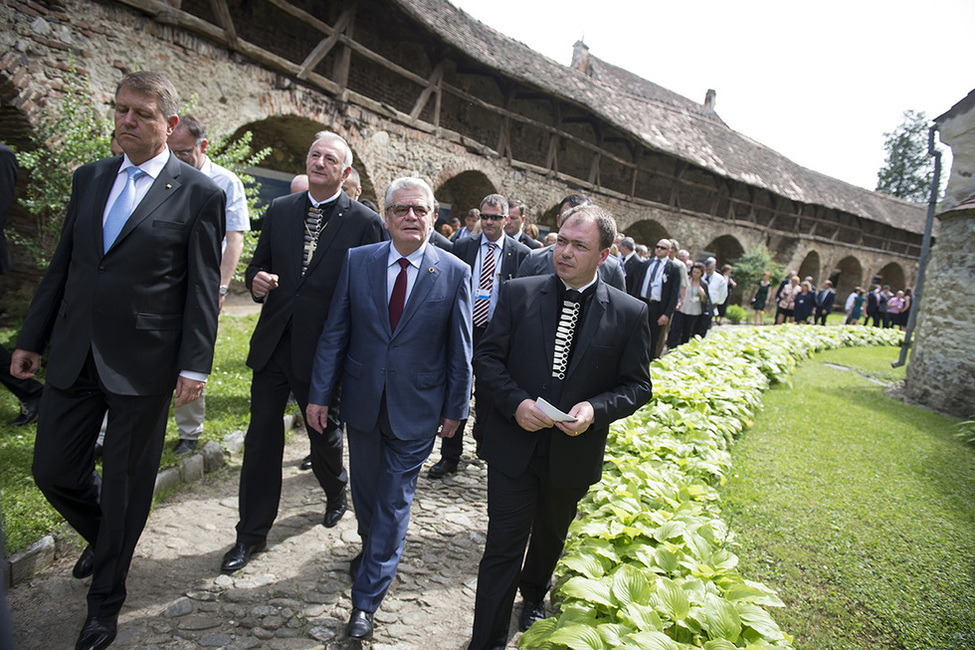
[480, 213, 506, 221]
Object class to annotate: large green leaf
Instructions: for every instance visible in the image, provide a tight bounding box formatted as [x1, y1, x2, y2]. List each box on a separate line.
[655, 577, 690, 620]
[548, 624, 605, 650]
[619, 602, 664, 632]
[703, 639, 739, 650]
[738, 603, 786, 639]
[518, 617, 559, 648]
[561, 576, 615, 608]
[725, 582, 785, 607]
[612, 564, 652, 606]
[562, 552, 606, 579]
[625, 630, 681, 650]
[704, 595, 742, 642]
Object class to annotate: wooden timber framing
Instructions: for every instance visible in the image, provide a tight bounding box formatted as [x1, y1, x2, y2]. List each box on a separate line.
[111, 0, 923, 260]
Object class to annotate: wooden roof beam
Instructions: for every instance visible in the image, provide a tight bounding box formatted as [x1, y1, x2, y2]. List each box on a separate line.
[298, 4, 356, 81]
[208, 0, 237, 49]
[410, 61, 445, 121]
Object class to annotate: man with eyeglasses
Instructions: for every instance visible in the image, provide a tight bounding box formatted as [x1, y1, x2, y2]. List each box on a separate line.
[306, 177, 472, 640]
[629, 238, 682, 359]
[219, 131, 386, 574]
[429, 194, 531, 478]
[166, 114, 250, 457]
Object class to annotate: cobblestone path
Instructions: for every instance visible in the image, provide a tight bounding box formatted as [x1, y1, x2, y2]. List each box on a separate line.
[8, 430, 523, 649]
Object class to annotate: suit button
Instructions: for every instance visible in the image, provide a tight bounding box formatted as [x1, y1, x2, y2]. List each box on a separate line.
[380, 368, 385, 375]
[542, 382, 549, 390]
[98, 266, 106, 273]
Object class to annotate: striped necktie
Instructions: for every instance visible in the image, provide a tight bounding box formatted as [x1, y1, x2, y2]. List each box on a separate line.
[472, 242, 497, 327]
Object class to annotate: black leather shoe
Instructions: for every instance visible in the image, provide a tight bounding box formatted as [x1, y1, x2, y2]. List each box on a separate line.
[173, 438, 197, 457]
[323, 493, 347, 528]
[348, 551, 363, 580]
[75, 616, 117, 650]
[299, 455, 313, 471]
[346, 608, 374, 640]
[427, 458, 458, 479]
[519, 598, 547, 631]
[72, 546, 95, 579]
[10, 396, 40, 426]
[220, 541, 266, 574]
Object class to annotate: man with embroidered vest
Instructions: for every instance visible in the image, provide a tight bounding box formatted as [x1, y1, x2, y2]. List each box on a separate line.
[306, 177, 472, 641]
[219, 131, 385, 574]
[427, 194, 530, 478]
[467, 204, 651, 650]
[10, 71, 225, 650]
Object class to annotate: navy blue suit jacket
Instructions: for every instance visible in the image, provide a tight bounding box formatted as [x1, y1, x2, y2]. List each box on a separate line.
[309, 242, 473, 440]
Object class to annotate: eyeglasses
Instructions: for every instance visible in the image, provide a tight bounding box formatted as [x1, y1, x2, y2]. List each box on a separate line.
[171, 148, 197, 157]
[387, 204, 430, 218]
[655, 245, 671, 250]
[480, 213, 505, 221]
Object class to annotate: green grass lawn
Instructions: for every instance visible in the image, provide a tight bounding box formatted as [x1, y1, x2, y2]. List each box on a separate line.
[0, 313, 278, 554]
[720, 345, 975, 650]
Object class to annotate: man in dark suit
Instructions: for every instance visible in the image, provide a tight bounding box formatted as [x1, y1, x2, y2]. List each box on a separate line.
[504, 199, 542, 249]
[619, 236, 641, 294]
[427, 194, 530, 478]
[814, 280, 836, 326]
[10, 72, 225, 650]
[516, 195, 626, 291]
[1, 142, 45, 427]
[467, 204, 652, 650]
[629, 238, 682, 359]
[220, 131, 386, 574]
[306, 177, 472, 641]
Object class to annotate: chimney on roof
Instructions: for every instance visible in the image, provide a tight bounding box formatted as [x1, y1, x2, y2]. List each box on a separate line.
[571, 40, 590, 75]
[704, 89, 717, 115]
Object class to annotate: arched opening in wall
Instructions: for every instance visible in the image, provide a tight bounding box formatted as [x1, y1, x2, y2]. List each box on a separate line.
[797, 250, 821, 285]
[829, 256, 863, 302]
[700, 235, 746, 304]
[875, 261, 906, 290]
[230, 116, 378, 213]
[435, 170, 496, 228]
[625, 220, 670, 250]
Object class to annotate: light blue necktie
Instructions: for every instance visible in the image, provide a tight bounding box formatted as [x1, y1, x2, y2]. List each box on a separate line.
[103, 166, 146, 253]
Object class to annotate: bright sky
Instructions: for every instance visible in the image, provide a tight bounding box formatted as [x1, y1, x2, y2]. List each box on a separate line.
[450, 0, 972, 192]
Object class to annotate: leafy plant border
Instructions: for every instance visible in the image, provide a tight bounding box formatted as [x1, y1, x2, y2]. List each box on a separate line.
[520, 325, 903, 650]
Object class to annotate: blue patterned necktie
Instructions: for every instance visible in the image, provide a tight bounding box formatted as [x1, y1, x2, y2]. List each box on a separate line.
[103, 166, 146, 253]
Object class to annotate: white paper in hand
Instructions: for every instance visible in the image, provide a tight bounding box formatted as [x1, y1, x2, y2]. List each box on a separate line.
[535, 397, 578, 423]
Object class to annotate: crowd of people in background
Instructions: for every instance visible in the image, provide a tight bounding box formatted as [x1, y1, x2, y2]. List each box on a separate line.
[843, 284, 913, 330]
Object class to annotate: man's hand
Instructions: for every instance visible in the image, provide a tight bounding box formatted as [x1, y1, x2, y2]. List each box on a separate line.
[10, 349, 41, 380]
[251, 271, 279, 299]
[657, 314, 670, 326]
[438, 417, 462, 438]
[555, 401, 595, 437]
[306, 404, 329, 434]
[514, 399, 555, 432]
[174, 376, 206, 408]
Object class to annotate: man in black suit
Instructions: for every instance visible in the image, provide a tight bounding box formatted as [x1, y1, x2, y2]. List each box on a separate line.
[628, 238, 681, 359]
[814, 280, 836, 326]
[1, 142, 45, 427]
[619, 236, 641, 294]
[427, 194, 530, 478]
[467, 204, 652, 650]
[220, 131, 386, 574]
[504, 199, 542, 249]
[516, 195, 626, 291]
[10, 72, 225, 650]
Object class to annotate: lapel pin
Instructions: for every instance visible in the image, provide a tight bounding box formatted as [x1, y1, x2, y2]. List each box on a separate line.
[166, 184, 172, 189]
[428, 267, 434, 273]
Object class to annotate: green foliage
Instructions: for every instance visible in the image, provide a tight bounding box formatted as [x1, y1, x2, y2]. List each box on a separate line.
[875, 110, 942, 203]
[956, 420, 975, 446]
[724, 305, 745, 324]
[206, 131, 271, 281]
[14, 66, 113, 267]
[524, 325, 904, 650]
[729, 245, 783, 307]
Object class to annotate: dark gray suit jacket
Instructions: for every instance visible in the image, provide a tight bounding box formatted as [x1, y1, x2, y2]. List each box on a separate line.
[516, 245, 626, 291]
[17, 153, 226, 395]
[451, 233, 531, 285]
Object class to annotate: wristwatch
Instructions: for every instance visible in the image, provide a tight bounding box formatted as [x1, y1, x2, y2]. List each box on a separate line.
[219, 285, 229, 295]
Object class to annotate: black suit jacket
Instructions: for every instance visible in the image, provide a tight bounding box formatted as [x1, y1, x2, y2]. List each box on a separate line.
[515, 231, 542, 250]
[245, 191, 386, 381]
[623, 254, 642, 294]
[629, 257, 682, 318]
[816, 289, 836, 312]
[451, 233, 531, 284]
[428, 229, 454, 252]
[17, 153, 225, 395]
[474, 275, 651, 488]
[0, 143, 16, 274]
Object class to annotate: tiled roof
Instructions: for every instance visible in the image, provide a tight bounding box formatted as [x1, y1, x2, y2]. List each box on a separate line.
[397, 0, 927, 235]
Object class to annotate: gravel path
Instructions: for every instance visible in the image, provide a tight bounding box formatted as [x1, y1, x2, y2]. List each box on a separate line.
[7, 430, 521, 649]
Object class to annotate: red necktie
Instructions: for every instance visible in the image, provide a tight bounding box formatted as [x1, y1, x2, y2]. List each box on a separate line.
[389, 258, 410, 331]
[472, 242, 497, 327]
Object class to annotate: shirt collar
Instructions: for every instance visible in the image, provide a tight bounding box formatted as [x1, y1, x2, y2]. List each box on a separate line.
[561, 276, 598, 294]
[388, 240, 428, 268]
[481, 233, 504, 250]
[120, 148, 170, 179]
[308, 187, 344, 208]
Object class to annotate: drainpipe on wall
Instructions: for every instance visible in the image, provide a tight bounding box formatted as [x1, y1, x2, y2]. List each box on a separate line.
[892, 125, 941, 368]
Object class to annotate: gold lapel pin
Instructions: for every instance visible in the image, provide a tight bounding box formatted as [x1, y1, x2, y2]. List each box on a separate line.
[166, 184, 172, 189]
[428, 267, 434, 273]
